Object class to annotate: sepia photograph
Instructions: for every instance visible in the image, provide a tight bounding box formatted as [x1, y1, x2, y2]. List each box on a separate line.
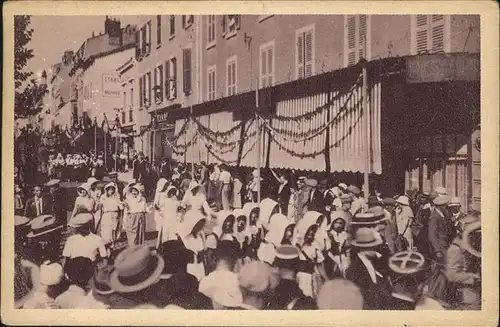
[2, 1, 499, 326]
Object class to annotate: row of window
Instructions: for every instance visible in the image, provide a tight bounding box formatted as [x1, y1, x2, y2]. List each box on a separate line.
[135, 14, 448, 104]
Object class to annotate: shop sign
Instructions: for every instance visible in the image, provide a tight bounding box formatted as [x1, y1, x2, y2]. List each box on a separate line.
[406, 54, 479, 83]
[102, 74, 122, 97]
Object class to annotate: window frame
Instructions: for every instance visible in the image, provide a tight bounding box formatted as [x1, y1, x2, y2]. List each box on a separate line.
[169, 15, 176, 39]
[155, 63, 164, 104]
[410, 15, 451, 55]
[343, 15, 372, 67]
[207, 15, 216, 49]
[182, 15, 194, 29]
[156, 15, 162, 47]
[226, 55, 237, 97]
[207, 65, 216, 101]
[222, 15, 241, 40]
[165, 56, 177, 101]
[259, 40, 275, 88]
[295, 23, 316, 79]
[182, 47, 192, 95]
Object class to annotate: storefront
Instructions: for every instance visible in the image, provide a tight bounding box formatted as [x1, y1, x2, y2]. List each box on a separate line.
[120, 125, 135, 164]
[150, 105, 179, 163]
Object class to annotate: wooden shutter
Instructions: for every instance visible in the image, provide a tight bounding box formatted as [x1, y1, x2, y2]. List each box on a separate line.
[232, 61, 236, 94]
[347, 16, 356, 66]
[147, 21, 152, 52]
[158, 65, 163, 102]
[165, 60, 170, 99]
[267, 47, 273, 86]
[297, 33, 304, 78]
[416, 15, 429, 54]
[157, 15, 161, 45]
[147, 72, 151, 105]
[183, 49, 192, 94]
[154, 68, 158, 103]
[431, 15, 445, 53]
[227, 62, 232, 95]
[221, 15, 226, 36]
[358, 15, 367, 59]
[135, 30, 141, 58]
[172, 58, 177, 99]
[139, 76, 143, 106]
[305, 29, 313, 77]
[182, 15, 186, 28]
[170, 15, 175, 36]
[142, 27, 147, 55]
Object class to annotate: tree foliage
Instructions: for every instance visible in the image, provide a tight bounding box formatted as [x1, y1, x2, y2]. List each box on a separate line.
[14, 15, 48, 118]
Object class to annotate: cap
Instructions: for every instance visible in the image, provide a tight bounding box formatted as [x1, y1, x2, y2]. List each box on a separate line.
[448, 197, 461, 207]
[275, 245, 299, 260]
[347, 185, 361, 195]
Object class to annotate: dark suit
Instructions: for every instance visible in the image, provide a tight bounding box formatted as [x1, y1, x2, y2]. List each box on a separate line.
[50, 188, 68, 225]
[427, 208, 454, 302]
[306, 189, 324, 213]
[277, 183, 291, 216]
[133, 159, 147, 182]
[24, 195, 53, 219]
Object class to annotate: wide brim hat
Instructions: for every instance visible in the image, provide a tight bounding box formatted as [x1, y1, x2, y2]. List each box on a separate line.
[448, 197, 461, 207]
[109, 245, 165, 293]
[433, 195, 451, 206]
[92, 265, 115, 295]
[305, 179, 318, 188]
[351, 228, 383, 248]
[26, 215, 63, 238]
[396, 195, 410, 207]
[68, 212, 94, 228]
[45, 179, 61, 187]
[15, 215, 31, 227]
[347, 185, 361, 195]
[366, 206, 387, 221]
[388, 251, 426, 275]
[273, 245, 300, 269]
[351, 212, 384, 226]
[259, 198, 278, 229]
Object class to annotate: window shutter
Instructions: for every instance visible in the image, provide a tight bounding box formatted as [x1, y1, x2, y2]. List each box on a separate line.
[135, 30, 141, 58]
[182, 15, 186, 28]
[147, 72, 151, 105]
[227, 63, 232, 95]
[139, 76, 143, 106]
[297, 33, 304, 78]
[261, 49, 267, 87]
[431, 15, 445, 53]
[172, 58, 177, 99]
[183, 49, 192, 94]
[347, 16, 357, 66]
[358, 15, 367, 59]
[232, 62, 236, 94]
[221, 15, 226, 36]
[416, 15, 429, 54]
[305, 30, 313, 77]
[147, 21, 152, 51]
[170, 15, 175, 36]
[154, 67, 159, 103]
[157, 15, 161, 45]
[165, 60, 170, 99]
[158, 65, 163, 102]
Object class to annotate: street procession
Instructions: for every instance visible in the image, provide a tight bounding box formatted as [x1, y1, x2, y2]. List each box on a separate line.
[12, 14, 482, 311]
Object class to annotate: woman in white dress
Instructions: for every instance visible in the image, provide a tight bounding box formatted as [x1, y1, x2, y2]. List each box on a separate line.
[98, 182, 124, 248]
[177, 210, 208, 281]
[156, 186, 181, 247]
[181, 181, 216, 221]
[153, 178, 169, 232]
[70, 183, 97, 228]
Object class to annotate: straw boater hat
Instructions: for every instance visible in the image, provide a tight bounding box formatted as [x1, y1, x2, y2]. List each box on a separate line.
[448, 197, 461, 207]
[259, 198, 279, 230]
[108, 245, 165, 293]
[273, 244, 300, 270]
[45, 179, 61, 188]
[266, 213, 294, 247]
[389, 251, 426, 275]
[461, 217, 481, 258]
[351, 212, 385, 226]
[68, 212, 94, 228]
[92, 265, 115, 295]
[351, 228, 383, 248]
[435, 186, 447, 195]
[366, 206, 388, 223]
[15, 215, 30, 227]
[26, 215, 63, 238]
[347, 185, 361, 196]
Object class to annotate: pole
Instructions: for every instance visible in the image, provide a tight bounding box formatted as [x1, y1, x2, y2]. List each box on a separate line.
[190, 105, 195, 179]
[256, 77, 261, 203]
[104, 115, 107, 171]
[94, 119, 97, 155]
[114, 123, 118, 172]
[362, 35, 370, 203]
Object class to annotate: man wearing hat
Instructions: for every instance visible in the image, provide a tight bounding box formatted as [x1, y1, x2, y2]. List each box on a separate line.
[23, 261, 64, 309]
[133, 152, 147, 183]
[445, 216, 481, 310]
[448, 197, 466, 234]
[267, 245, 316, 310]
[237, 261, 280, 310]
[347, 185, 365, 216]
[305, 179, 323, 213]
[427, 195, 455, 303]
[345, 227, 393, 310]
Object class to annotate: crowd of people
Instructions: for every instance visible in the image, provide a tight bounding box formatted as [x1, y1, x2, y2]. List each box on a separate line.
[14, 156, 481, 310]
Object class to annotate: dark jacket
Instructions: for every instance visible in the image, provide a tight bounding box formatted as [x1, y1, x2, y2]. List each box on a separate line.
[277, 182, 291, 214]
[24, 195, 53, 219]
[266, 279, 317, 310]
[428, 208, 454, 259]
[133, 159, 147, 182]
[306, 189, 324, 213]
